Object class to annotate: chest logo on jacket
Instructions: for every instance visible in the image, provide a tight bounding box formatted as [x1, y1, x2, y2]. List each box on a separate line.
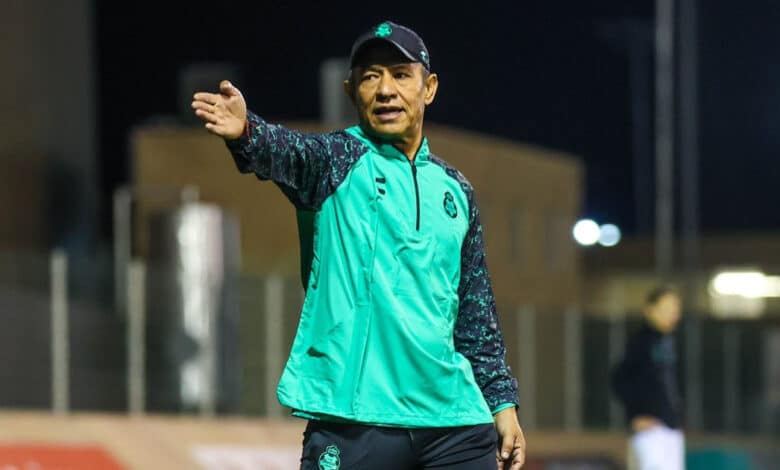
[443, 191, 458, 218]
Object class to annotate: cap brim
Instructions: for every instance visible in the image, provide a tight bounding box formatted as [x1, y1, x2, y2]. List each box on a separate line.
[349, 37, 421, 69]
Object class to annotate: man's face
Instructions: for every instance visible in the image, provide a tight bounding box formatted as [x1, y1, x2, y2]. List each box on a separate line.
[345, 42, 438, 141]
[645, 293, 682, 333]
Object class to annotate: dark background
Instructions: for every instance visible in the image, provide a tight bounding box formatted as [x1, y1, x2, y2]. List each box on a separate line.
[95, 0, 780, 239]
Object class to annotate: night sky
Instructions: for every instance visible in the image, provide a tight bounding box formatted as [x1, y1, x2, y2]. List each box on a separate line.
[96, 1, 780, 237]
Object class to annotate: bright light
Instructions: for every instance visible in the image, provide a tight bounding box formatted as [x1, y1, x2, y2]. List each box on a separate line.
[572, 219, 600, 246]
[710, 271, 780, 299]
[598, 224, 622, 247]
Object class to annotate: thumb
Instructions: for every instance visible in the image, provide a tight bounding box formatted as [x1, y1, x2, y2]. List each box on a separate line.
[220, 80, 240, 97]
[499, 434, 514, 461]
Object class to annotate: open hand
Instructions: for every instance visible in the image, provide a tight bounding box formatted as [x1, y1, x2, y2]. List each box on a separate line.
[191, 80, 247, 140]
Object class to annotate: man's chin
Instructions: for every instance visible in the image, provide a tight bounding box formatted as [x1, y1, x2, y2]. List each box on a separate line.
[364, 122, 406, 140]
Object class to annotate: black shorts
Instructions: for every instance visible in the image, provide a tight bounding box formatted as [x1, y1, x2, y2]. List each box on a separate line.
[300, 420, 498, 470]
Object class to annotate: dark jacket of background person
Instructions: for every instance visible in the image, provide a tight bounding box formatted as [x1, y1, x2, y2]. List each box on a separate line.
[611, 323, 683, 429]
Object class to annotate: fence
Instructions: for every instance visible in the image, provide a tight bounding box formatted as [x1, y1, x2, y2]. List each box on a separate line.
[0, 250, 777, 439]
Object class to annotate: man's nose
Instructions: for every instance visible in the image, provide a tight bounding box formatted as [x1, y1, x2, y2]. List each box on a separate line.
[376, 73, 396, 100]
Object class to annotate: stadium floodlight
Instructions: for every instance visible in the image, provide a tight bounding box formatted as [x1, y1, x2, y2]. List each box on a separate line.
[572, 219, 600, 246]
[710, 271, 780, 299]
[598, 224, 622, 247]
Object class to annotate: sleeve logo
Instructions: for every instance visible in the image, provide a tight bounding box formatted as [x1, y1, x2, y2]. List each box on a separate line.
[443, 191, 458, 218]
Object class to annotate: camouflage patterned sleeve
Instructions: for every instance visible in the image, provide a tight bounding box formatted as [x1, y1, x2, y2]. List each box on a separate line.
[225, 111, 364, 210]
[454, 191, 519, 413]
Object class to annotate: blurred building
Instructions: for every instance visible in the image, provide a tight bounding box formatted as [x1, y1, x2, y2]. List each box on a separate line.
[0, 0, 98, 253]
[583, 235, 780, 318]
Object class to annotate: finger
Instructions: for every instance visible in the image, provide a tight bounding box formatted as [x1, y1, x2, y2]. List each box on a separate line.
[205, 122, 222, 136]
[193, 92, 221, 105]
[510, 449, 525, 469]
[499, 435, 514, 462]
[194, 109, 219, 124]
[192, 101, 218, 113]
[204, 122, 230, 136]
[220, 80, 241, 97]
[496, 457, 505, 470]
[511, 436, 526, 469]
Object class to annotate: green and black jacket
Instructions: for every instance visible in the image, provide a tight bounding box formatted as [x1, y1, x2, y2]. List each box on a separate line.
[227, 111, 518, 427]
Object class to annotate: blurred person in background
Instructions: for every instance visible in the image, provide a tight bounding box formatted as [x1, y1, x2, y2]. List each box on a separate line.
[191, 21, 524, 470]
[612, 286, 685, 470]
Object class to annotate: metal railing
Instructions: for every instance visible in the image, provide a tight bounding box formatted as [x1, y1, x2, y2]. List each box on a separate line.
[1, 250, 777, 437]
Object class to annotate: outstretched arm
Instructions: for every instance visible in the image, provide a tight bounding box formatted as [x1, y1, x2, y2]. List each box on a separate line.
[192, 80, 350, 210]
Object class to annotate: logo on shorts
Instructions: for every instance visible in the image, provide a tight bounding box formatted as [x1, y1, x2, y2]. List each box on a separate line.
[318, 445, 341, 470]
[375, 22, 393, 38]
[443, 191, 458, 218]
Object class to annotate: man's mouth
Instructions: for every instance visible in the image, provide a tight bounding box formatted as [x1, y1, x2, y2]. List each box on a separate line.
[373, 106, 404, 122]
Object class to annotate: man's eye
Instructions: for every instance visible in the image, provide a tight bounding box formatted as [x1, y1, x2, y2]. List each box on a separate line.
[361, 74, 379, 82]
[394, 72, 410, 79]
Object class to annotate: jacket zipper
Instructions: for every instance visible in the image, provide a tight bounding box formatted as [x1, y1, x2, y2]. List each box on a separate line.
[410, 160, 420, 231]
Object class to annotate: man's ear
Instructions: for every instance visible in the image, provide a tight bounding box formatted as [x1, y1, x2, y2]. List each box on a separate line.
[343, 79, 356, 105]
[424, 73, 439, 105]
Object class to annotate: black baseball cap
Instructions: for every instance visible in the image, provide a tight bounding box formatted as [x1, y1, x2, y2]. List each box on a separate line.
[349, 21, 431, 71]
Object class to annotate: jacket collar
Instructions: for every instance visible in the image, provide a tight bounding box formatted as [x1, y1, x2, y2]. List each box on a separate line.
[347, 125, 430, 163]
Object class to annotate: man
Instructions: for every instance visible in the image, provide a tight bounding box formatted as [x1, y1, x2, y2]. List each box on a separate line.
[192, 21, 525, 469]
[611, 286, 685, 470]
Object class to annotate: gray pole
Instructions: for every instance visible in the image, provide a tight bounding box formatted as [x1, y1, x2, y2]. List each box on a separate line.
[655, 0, 675, 278]
[127, 260, 147, 415]
[679, 0, 700, 284]
[629, 38, 653, 234]
[607, 315, 627, 430]
[723, 326, 740, 431]
[264, 276, 285, 418]
[679, 0, 704, 432]
[50, 250, 69, 414]
[684, 315, 703, 430]
[517, 306, 537, 430]
[563, 307, 583, 431]
[113, 187, 132, 317]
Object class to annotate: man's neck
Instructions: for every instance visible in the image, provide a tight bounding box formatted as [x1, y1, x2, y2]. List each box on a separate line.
[360, 123, 423, 161]
[392, 133, 423, 161]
